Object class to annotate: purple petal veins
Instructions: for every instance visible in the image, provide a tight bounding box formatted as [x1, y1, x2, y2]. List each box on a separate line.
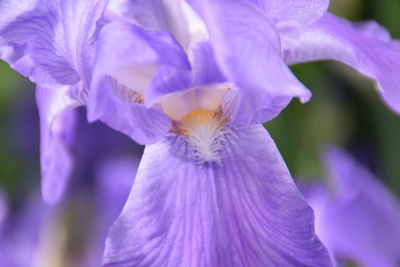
[104, 125, 331, 267]
[249, 0, 330, 29]
[85, 3, 333, 262]
[2, 0, 400, 266]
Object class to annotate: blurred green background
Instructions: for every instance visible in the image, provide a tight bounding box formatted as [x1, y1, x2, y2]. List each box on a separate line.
[0, 0, 399, 201]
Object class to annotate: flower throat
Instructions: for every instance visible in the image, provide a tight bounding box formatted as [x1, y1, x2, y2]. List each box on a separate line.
[174, 109, 227, 164]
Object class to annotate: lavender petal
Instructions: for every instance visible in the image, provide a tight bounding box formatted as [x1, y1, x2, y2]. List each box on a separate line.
[188, 0, 311, 125]
[282, 13, 400, 114]
[36, 86, 78, 204]
[103, 125, 331, 267]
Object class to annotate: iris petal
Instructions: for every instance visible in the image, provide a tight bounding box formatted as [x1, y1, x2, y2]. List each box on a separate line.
[88, 77, 171, 145]
[88, 21, 193, 144]
[105, 0, 207, 50]
[36, 86, 78, 205]
[103, 125, 332, 267]
[281, 13, 400, 114]
[249, 0, 330, 28]
[145, 65, 193, 108]
[188, 0, 311, 125]
[191, 41, 226, 85]
[0, 0, 107, 88]
[1, 0, 108, 204]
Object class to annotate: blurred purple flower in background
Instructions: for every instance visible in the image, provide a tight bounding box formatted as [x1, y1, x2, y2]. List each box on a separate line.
[0, 155, 138, 267]
[0, 0, 400, 266]
[0, 192, 49, 267]
[0, 90, 140, 266]
[303, 147, 400, 267]
[84, 156, 138, 267]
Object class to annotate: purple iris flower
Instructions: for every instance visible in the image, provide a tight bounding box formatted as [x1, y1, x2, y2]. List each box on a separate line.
[1, 1, 331, 265]
[1, 0, 400, 266]
[90, 1, 333, 266]
[90, 1, 399, 266]
[1, 0, 398, 206]
[303, 148, 400, 267]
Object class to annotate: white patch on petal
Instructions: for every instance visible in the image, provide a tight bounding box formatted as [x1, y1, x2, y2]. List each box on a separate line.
[180, 0, 208, 46]
[177, 110, 227, 164]
[110, 64, 158, 95]
[159, 84, 231, 121]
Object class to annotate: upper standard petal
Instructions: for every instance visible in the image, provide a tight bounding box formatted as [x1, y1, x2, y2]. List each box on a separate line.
[88, 21, 194, 144]
[88, 77, 172, 145]
[105, 0, 207, 51]
[90, 20, 191, 103]
[188, 0, 311, 125]
[191, 41, 226, 85]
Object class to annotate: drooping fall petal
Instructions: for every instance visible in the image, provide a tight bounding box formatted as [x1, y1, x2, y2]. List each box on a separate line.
[103, 125, 331, 267]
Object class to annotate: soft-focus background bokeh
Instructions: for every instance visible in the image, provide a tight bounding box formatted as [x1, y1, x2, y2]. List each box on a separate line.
[0, 0, 399, 265]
